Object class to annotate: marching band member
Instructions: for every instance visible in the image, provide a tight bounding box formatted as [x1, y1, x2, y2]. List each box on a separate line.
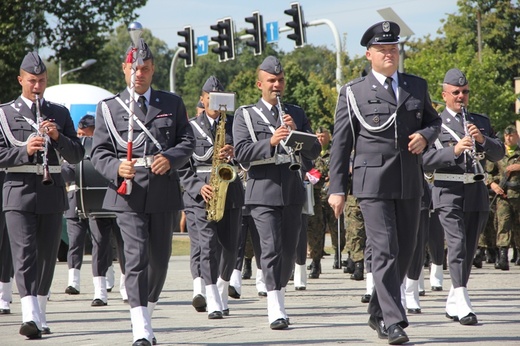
[91, 40, 194, 346]
[233, 56, 320, 329]
[0, 52, 84, 339]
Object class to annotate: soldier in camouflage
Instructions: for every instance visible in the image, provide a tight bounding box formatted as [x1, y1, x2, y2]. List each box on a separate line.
[488, 125, 520, 270]
[307, 126, 345, 279]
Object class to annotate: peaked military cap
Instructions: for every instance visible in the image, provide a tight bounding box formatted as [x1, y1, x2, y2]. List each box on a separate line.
[360, 21, 400, 47]
[20, 51, 47, 75]
[259, 56, 283, 75]
[202, 76, 224, 93]
[125, 39, 153, 61]
[443, 68, 468, 86]
[78, 114, 95, 129]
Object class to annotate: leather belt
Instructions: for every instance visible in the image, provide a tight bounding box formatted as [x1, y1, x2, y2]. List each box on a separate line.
[433, 172, 486, 184]
[120, 155, 154, 167]
[6, 165, 61, 175]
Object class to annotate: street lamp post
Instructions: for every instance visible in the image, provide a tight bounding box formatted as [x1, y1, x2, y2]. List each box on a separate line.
[59, 59, 97, 84]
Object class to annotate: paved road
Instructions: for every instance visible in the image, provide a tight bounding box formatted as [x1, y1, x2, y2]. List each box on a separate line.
[0, 234, 518, 345]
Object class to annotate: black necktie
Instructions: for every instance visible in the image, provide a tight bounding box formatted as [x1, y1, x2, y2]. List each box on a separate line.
[385, 77, 396, 101]
[272, 106, 279, 121]
[211, 120, 217, 137]
[455, 113, 463, 123]
[138, 96, 147, 114]
[31, 103, 37, 117]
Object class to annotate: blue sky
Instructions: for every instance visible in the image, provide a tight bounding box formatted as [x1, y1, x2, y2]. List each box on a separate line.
[136, 0, 459, 58]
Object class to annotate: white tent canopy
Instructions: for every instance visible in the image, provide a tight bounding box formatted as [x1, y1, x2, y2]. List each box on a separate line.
[44, 83, 114, 126]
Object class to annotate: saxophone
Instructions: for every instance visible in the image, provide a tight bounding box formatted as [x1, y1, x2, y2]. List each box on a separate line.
[206, 107, 237, 222]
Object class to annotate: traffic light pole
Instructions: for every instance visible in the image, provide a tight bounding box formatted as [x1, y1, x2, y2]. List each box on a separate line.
[280, 18, 343, 91]
[169, 48, 184, 93]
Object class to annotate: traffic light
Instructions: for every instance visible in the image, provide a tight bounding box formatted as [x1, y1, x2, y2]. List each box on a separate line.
[177, 26, 196, 67]
[284, 2, 306, 48]
[210, 17, 235, 62]
[245, 11, 264, 56]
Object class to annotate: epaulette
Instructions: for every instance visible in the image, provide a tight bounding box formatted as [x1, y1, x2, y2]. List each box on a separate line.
[240, 104, 255, 110]
[156, 89, 178, 97]
[45, 100, 68, 110]
[0, 100, 15, 107]
[102, 94, 119, 102]
[345, 76, 365, 87]
[470, 112, 489, 120]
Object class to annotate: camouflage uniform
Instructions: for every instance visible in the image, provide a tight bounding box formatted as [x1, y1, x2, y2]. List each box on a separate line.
[491, 144, 520, 270]
[475, 161, 498, 266]
[307, 149, 330, 263]
[345, 195, 365, 263]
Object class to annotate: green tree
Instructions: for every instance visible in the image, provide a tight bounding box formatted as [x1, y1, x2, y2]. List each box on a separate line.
[0, 0, 146, 101]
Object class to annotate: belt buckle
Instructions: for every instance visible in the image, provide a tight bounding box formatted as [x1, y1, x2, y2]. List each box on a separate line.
[144, 156, 153, 168]
[463, 173, 474, 184]
[36, 165, 43, 175]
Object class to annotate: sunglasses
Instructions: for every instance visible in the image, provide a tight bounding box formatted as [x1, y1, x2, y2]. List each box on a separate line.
[448, 89, 470, 96]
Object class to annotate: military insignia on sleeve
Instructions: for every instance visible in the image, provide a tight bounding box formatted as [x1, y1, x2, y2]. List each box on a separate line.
[373, 115, 380, 124]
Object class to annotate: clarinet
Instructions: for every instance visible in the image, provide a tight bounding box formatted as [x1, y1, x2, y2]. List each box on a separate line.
[34, 94, 53, 185]
[275, 92, 301, 171]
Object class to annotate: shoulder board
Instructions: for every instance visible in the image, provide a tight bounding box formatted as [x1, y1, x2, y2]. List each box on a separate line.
[470, 112, 489, 120]
[0, 100, 15, 107]
[400, 72, 424, 81]
[239, 104, 255, 110]
[346, 76, 365, 87]
[284, 103, 302, 110]
[102, 94, 119, 103]
[156, 90, 178, 97]
[45, 100, 68, 110]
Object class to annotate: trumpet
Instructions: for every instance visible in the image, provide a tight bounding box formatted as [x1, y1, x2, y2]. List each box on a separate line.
[460, 104, 485, 182]
[34, 94, 53, 185]
[275, 92, 301, 171]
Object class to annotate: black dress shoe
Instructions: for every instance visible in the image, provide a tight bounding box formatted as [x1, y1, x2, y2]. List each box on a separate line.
[208, 311, 223, 319]
[0, 308, 11, 314]
[132, 338, 151, 346]
[387, 324, 409, 345]
[350, 261, 364, 281]
[65, 286, 80, 295]
[407, 308, 421, 314]
[445, 313, 459, 321]
[91, 298, 107, 306]
[459, 312, 478, 325]
[152, 336, 157, 345]
[19, 321, 42, 339]
[258, 291, 267, 297]
[270, 318, 289, 330]
[228, 286, 241, 299]
[419, 290, 425, 296]
[192, 294, 207, 312]
[343, 258, 355, 274]
[295, 286, 306, 290]
[431, 286, 442, 291]
[368, 315, 388, 339]
[42, 326, 52, 334]
[361, 294, 371, 303]
[223, 308, 229, 316]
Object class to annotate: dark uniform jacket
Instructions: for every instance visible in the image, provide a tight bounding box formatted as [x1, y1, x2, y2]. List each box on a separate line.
[233, 99, 321, 206]
[423, 109, 504, 212]
[0, 97, 84, 213]
[179, 112, 244, 210]
[328, 71, 442, 199]
[91, 88, 195, 213]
